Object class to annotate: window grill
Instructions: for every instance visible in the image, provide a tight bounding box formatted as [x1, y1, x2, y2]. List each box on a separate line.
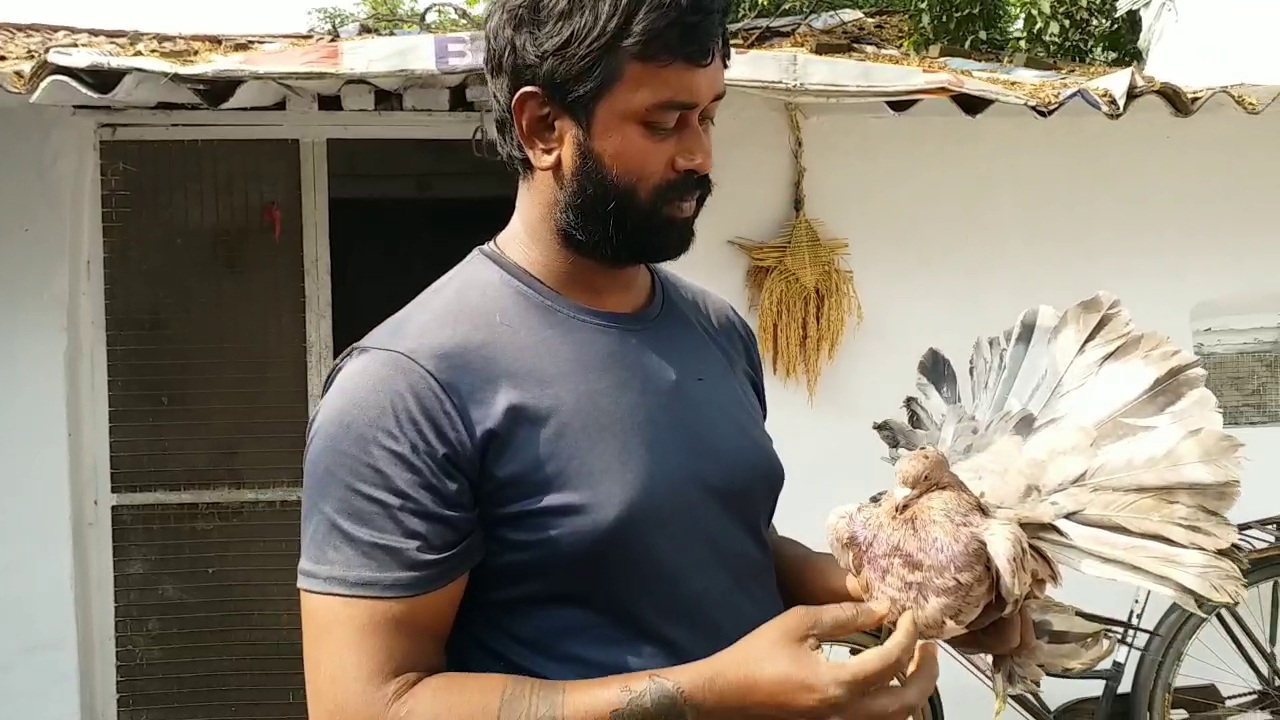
[1202, 351, 1280, 427]
[101, 139, 309, 719]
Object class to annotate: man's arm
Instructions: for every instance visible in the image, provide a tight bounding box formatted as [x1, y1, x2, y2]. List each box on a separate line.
[302, 578, 727, 720]
[769, 525, 858, 608]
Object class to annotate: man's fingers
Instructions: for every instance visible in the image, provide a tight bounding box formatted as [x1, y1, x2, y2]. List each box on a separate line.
[845, 573, 866, 602]
[952, 612, 1021, 655]
[804, 602, 888, 641]
[833, 611, 920, 688]
[855, 641, 941, 720]
[1019, 606, 1036, 649]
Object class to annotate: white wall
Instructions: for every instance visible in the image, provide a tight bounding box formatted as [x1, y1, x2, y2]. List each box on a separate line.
[677, 92, 1280, 717]
[0, 106, 101, 720]
[4, 92, 1278, 720]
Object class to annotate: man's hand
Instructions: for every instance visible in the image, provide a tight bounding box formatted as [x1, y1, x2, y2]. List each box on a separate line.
[703, 605, 939, 720]
[847, 576, 1032, 656]
[947, 596, 1035, 656]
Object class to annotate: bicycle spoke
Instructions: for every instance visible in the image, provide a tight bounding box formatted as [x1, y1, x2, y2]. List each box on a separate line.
[1180, 643, 1248, 681]
[1193, 619, 1268, 689]
[1217, 608, 1280, 686]
[1161, 574, 1280, 720]
[1241, 586, 1275, 671]
[1172, 670, 1270, 693]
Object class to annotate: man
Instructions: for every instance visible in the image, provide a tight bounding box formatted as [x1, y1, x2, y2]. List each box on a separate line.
[298, 1, 1028, 718]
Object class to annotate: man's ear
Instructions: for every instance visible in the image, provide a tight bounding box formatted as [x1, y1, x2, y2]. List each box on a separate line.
[511, 86, 568, 172]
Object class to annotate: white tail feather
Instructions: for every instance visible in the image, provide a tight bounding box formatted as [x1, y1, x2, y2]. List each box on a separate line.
[1035, 520, 1244, 608]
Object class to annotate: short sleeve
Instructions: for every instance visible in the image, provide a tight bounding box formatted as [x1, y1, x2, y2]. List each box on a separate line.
[297, 347, 483, 598]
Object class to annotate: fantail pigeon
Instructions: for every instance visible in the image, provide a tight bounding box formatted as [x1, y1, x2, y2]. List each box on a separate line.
[826, 291, 1247, 715]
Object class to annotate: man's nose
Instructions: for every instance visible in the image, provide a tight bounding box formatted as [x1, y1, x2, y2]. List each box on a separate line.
[672, 126, 712, 176]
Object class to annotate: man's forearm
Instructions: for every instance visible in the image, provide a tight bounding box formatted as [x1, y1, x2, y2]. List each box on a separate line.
[770, 530, 854, 607]
[392, 660, 735, 720]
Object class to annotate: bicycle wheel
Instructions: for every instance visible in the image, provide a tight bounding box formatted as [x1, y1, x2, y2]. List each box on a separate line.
[821, 634, 945, 720]
[1132, 552, 1280, 719]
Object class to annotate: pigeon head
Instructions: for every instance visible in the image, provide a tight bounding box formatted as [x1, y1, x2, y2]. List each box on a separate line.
[889, 448, 958, 512]
[894, 447, 951, 489]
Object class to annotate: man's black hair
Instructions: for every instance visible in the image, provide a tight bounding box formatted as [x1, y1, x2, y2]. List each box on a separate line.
[483, 0, 731, 175]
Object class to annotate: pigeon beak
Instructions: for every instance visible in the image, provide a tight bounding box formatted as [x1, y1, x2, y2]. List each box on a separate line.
[891, 486, 912, 514]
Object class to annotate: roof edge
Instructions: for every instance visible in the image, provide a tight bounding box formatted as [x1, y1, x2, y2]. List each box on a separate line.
[3, 28, 1279, 120]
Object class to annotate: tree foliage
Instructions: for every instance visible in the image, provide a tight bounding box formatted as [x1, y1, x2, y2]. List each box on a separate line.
[1009, 0, 1142, 65]
[727, 0, 908, 24]
[308, 0, 1141, 66]
[728, 0, 1141, 65]
[901, 0, 1008, 53]
[308, 0, 483, 36]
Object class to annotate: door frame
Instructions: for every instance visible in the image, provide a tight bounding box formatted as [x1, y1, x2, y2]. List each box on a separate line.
[77, 109, 490, 720]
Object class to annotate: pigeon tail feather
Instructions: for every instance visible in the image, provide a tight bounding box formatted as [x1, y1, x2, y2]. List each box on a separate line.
[869, 292, 1246, 679]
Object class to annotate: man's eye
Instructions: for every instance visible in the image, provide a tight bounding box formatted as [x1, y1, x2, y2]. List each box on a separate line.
[645, 122, 677, 136]
[699, 116, 716, 128]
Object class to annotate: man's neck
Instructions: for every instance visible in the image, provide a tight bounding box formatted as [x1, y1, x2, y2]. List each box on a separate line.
[492, 193, 654, 315]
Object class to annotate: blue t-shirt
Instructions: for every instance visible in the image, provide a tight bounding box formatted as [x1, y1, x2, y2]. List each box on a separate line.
[298, 245, 787, 679]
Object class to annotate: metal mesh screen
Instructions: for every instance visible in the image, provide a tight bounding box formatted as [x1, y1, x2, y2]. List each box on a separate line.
[1202, 352, 1280, 427]
[114, 502, 305, 720]
[100, 140, 308, 495]
[101, 139, 310, 718]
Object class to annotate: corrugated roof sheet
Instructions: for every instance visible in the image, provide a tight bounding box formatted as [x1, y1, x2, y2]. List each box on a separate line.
[2, 21, 1277, 118]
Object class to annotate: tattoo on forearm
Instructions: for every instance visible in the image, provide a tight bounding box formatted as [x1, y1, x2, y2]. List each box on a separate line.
[496, 677, 566, 720]
[608, 675, 694, 720]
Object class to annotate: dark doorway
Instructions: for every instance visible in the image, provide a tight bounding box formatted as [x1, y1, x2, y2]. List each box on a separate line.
[326, 139, 517, 353]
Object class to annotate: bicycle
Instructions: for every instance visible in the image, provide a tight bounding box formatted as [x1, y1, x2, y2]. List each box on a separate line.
[824, 514, 1280, 720]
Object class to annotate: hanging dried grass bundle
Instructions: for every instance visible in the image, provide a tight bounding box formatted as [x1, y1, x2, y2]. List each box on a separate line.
[730, 103, 864, 402]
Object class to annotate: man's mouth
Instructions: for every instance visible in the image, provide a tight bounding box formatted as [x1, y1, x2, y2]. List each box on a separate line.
[667, 195, 700, 218]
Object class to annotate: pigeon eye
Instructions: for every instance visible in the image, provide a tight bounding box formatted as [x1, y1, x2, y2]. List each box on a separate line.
[869, 490, 887, 503]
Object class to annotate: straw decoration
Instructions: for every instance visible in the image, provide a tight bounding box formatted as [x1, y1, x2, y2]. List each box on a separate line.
[730, 102, 864, 402]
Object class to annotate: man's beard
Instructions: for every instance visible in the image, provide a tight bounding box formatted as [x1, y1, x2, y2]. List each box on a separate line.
[554, 141, 713, 268]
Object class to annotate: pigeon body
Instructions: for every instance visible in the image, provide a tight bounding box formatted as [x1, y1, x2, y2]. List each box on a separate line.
[828, 455, 997, 639]
[826, 291, 1247, 711]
